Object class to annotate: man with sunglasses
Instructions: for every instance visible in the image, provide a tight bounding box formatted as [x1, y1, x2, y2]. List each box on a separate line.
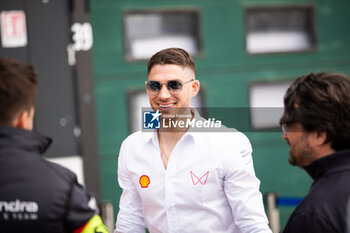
[280, 73, 350, 233]
[115, 48, 271, 233]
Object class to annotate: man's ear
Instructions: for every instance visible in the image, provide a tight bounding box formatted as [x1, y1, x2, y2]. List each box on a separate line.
[13, 107, 34, 130]
[312, 131, 335, 158]
[14, 111, 28, 129]
[191, 80, 200, 97]
[315, 131, 328, 146]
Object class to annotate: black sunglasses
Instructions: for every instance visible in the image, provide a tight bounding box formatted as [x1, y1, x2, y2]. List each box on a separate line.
[146, 79, 194, 94]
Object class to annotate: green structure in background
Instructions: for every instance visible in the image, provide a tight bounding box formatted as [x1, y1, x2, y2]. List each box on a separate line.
[90, 0, 350, 229]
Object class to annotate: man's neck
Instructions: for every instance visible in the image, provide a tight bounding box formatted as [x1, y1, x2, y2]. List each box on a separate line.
[315, 145, 336, 160]
[157, 109, 193, 158]
[303, 143, 336, 167]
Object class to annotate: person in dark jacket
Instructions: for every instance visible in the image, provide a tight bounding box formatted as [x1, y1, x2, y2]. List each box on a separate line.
[280, 72, 350, 233]
[0, 58, 108, 233]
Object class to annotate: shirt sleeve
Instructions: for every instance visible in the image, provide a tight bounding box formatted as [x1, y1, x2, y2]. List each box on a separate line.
[65, 181, 98, 231]
[115, 141, 146, 233]
[224, 133, 272, 233]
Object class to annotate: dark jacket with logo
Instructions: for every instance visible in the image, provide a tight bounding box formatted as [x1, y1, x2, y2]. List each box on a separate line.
[0, 126, 96, 233]
[282, 150, 350, 233]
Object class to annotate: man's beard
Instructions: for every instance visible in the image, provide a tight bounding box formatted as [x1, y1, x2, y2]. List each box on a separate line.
[288, 135, 316, 167]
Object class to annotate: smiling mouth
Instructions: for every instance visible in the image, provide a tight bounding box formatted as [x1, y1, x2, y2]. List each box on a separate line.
[159, 103, 175, 108]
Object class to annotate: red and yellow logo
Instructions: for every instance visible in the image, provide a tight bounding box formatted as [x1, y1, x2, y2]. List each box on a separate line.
[139, 175, 150, 188]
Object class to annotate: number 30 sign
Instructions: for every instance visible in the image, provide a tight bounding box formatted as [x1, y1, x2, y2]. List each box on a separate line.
[71, 22, 93, 51]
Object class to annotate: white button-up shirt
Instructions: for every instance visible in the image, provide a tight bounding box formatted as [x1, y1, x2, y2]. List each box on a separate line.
[115, 126, 271, 233]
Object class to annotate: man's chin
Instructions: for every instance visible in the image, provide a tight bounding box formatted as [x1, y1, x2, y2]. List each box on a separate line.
[159, 108, 174, 115]
[288, 155, 297, 166]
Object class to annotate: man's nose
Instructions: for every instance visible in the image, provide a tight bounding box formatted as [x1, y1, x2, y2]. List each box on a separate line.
[282, 132, 288, 140]
[158, 85, 171, 99]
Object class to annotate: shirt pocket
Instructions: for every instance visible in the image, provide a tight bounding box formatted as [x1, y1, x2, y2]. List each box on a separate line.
[190, 168, 223, 203]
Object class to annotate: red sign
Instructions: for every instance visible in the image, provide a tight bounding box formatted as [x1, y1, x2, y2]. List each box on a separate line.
[1, 11, 27, 48]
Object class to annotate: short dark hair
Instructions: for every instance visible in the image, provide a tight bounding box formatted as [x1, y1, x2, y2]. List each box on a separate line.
[280, 72, 350, 151]
[0, 58, 37, 125]
[147, 48, 195, 74]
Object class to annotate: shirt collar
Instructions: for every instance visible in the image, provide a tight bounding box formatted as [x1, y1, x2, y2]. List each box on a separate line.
[143, 130, 158, 147]
[0, 126, 52, 154]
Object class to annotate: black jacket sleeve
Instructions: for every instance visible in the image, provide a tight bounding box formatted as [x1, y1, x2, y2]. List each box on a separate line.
[282, 213, 336, 233]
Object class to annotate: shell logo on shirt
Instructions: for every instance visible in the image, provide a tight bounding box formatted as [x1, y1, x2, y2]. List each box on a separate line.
[139, 175, 150, 188]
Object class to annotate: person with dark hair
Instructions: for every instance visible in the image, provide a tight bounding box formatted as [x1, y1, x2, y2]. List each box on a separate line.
[115, 48, 271, 233]
[280, 72, 350, 233]
[0, 58, 108, 233]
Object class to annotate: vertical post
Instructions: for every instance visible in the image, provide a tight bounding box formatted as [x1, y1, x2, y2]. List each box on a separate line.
[71, 0, 101, 199]
[266, 192, 280, 233]
[101, 202, 115, 233]
[347, 199, 350, 233]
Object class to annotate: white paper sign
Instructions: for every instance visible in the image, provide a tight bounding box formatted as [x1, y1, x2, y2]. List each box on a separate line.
[0, 11, 27, 48]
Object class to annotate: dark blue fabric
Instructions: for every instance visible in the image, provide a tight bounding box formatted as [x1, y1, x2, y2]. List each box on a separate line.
[0, 126, 95, 233]
[282, 150, 350, 233]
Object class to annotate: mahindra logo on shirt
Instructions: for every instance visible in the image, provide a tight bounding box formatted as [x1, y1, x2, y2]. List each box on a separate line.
[190, 171, 209, 185]
[0, 199, 38, 221]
